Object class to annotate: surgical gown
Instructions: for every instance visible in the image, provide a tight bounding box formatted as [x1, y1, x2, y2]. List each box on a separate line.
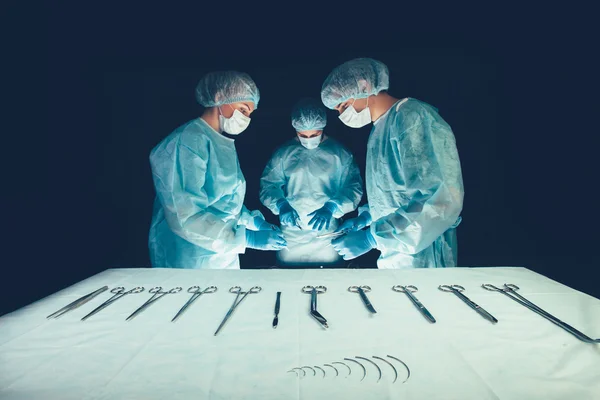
[363, 98, 464, 269]
[260, 136, 363, 266]
[149, 118, 264, 269]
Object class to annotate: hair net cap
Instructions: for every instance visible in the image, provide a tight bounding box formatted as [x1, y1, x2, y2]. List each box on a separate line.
[321, 58, 389, 110]
[195, 71, 260, 109]
[291, 98, 327, 132]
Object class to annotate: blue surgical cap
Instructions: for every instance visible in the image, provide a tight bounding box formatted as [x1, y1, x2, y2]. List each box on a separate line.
[195, 71, 260, 109]
[291, 98, 327, 132]
[321, 58, 389, 110]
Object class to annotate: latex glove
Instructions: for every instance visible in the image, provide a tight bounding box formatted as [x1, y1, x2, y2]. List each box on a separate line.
[331, 229, 376, 260]
[334, 211, 372, 233]
[246, 229, 287, 251]
[307, 202, 338, 231]
[278, 200, 300, 227]
[254, 217, 281, 232]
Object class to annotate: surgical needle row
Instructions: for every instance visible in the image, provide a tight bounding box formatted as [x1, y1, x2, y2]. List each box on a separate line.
[288, 355, 410, 383]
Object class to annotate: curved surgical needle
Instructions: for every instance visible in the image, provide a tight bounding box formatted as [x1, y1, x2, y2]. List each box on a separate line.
[344, 358, 367, 381]
[387, 355, 411, 383]
[356, 356, 382, 383]
[332, 361, 351, 377]
[292, 367, 306, 377]
[313, 365, 326, 378]
[287, 370, 299, 377]
[323, 364, 339, 377]
[301, 366, 316, 376]
[372, 356, 398, 383]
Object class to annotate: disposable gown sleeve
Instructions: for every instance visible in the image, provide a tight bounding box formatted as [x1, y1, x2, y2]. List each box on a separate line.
[259, 150, 287, 215]
[150, 139, 247, 254]
[369, 115, 464, 255]
[329, 155, 364, 218]
[239, 205, 266, 230]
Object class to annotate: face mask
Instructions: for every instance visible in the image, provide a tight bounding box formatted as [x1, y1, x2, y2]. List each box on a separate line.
[298, 134, 322, 150]
[339, 98, 371, 128]
[219, 105, 251, 135]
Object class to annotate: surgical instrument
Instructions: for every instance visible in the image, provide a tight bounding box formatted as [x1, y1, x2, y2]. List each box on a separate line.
[172, 286, 217, 322]
[356, 356, 382, 383]
[81, 286, 144, 321]
[273, 291, 281, 328]
[344, 357, 366, 381]
[439, 284, 498, 324]
[372, 356, 398, 383]
[47, 286, 108, 319]
[323, 363, 339, 377]
[313, 365, 326, 378]
[392, 285, 436, 323]
[348, 285, 377, 313]
[387, 355, 410, 383]
[302, 285, 329, 328]
[214, 286, 262, 336]
[126, 286, 182, 321]
[482, 283, 600, 344]
[332, 361, 351, 377]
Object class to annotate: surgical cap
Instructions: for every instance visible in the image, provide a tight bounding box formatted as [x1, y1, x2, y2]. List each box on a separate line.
[291, 98, 327, 132]
[195, 71, 260, 109]
[321, 58, 389, 110]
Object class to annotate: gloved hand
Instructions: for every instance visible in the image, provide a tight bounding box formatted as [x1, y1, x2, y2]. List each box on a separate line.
[278, 200, 300, 227]
[254, 217, 281, 232]
[334, 211, 372, 233]
[307, 202, 338, 231]
[331, 229, 376, 260]
[246, 229, 287, 251]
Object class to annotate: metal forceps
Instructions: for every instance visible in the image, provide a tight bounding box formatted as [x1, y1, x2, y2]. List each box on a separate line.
[348, 285, 377, 313]
[392, 285, 436, 323]
[126, 286, 182, 321]
[302, 285, 329, 328]
[47, 286, 108, 319]
[482, 284, 600, 343]
[172, 285, 217, 322]
[214, 286, 262, 336]
[316, 229, 349, 239]
[81, 286, 145, 321]
[439, 285, 498, 324]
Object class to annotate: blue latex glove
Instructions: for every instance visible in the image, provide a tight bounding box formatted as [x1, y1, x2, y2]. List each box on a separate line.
[331, 229, 377, 260]
[278, 200, 300, 227]
[334, 211, 372, 233]
[307, 202, 338, 231]
[246, 229, 287, 251]
[254, 217, 281, 232]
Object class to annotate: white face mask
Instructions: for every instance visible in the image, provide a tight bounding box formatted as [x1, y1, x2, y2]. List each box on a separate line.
[298, 134, 322, 150]
[219, 105, 251, 135]
[339, 98, 371, 128]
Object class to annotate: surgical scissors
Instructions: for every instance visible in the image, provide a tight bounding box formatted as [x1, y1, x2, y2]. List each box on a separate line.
[482, 283, 600, 344]
[81, 286, 145, 321]
[47, 286, 108, 319]
[302, 285, 328, 328]
[214, 286, 262, 335]
[125, 286, 182, 321]
[172, 285, 217, 322]
[348, 285, 377, 313]
[439, 285, 498, 324]
[392, 285, 436, 323]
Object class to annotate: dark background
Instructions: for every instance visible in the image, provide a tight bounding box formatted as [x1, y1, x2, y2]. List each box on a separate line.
[6, 9, 599, 316]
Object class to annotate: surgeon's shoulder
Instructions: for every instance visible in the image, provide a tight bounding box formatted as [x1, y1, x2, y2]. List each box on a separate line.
[323, 136, 353, 158]
[391, 98, 441, 136]
[271, 138, 300, 160]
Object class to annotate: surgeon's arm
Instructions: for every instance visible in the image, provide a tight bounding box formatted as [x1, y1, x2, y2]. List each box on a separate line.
[329, 155, 364, 218]
[151, 142, 247, 254]
[369, 120, 464, 255]
[239, 205, 266, 230]
[259, 151, 287, 215]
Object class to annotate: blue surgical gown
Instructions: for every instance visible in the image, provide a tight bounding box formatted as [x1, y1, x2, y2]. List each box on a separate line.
[260, 136, 363, 266]
[363, 98, 464, 269]
[148, 118, 263, 269]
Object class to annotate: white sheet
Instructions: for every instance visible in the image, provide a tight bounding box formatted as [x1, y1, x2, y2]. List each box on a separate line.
[1, 267, 599, 400]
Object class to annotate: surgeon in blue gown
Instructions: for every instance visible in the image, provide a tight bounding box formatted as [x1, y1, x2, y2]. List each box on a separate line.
[321, 58, 464, 269]
[149, 71, 287, 269]
[260, 98, 363, 267]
